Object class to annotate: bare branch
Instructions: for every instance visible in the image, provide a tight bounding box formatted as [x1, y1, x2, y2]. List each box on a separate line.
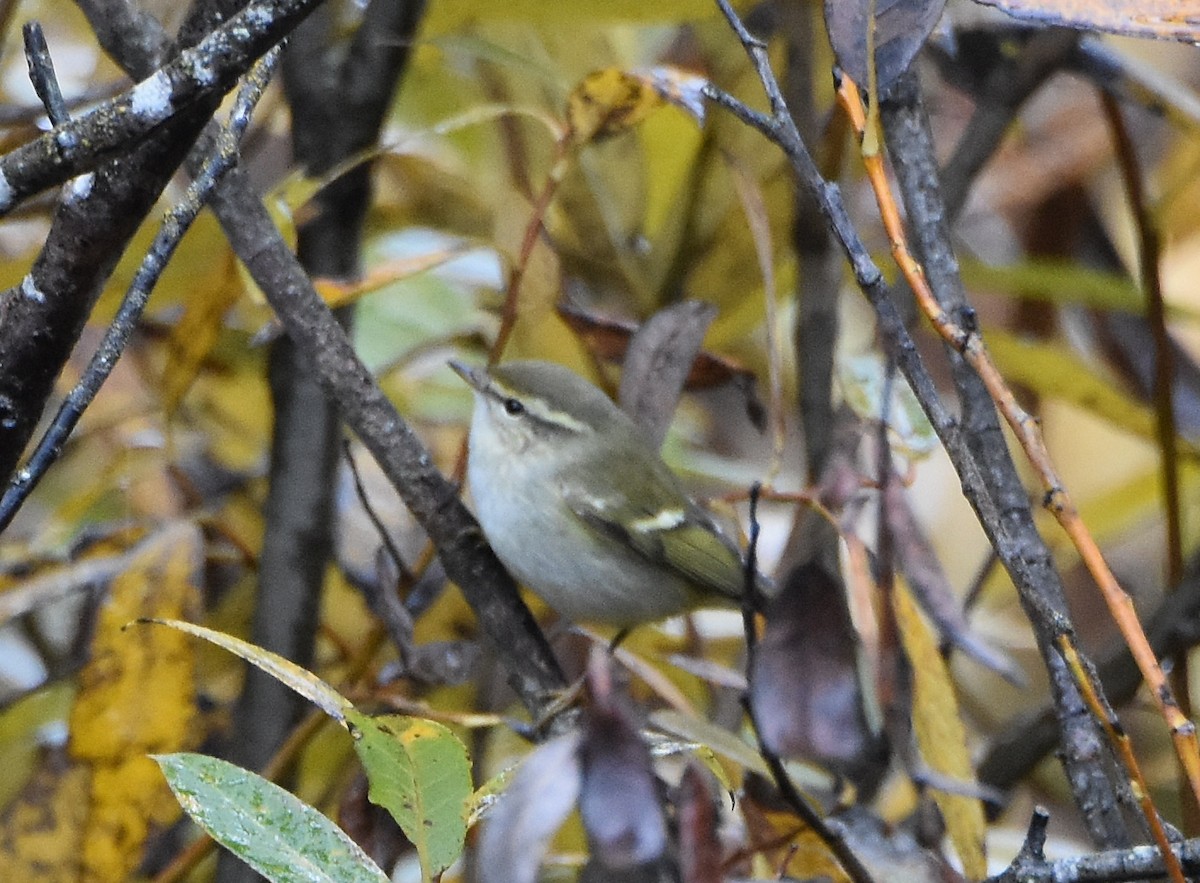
[990, 808, 1200, 883]
[704, 0, 1131, 840]
[0, 0, 324, 217]
[72, 0, 569, 729]
[0, 48, 280, 533]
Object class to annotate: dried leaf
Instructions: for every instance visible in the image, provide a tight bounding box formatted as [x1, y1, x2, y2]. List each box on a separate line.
[973, 0, 1200, 42]
[650, 708, 769, 778]
[313, 247, 471, 311]
[579, 699, 668, 870]
[985, 329, 1200, 455]
[68, 522, 202, 882]
[740, 788, 850, 882]
[727, 158, 783, 470]
[884, 484, 1022, 684]
[477, 732, 582, 883]
[825, 0, 948, 94]
[140, 618, 353, 723]
[558, 302, 766, 427]
[0, 748, 89, 882]
[677, 764, 722, 883]
[162, 254, 242, 415]
[618, 300, 717, 448]
[893, 583, 987, 880]
[749, 563, 889, 795]
[566, 66, 706, 145]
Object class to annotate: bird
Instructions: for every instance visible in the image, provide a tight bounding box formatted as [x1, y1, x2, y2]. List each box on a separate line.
[451, 359, 753, 629]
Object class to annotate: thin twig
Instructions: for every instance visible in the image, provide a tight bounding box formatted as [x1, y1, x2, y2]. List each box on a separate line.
[1102, 89, 1193, 830]
[22, 22, 68, 126]
[489, 138, 569, 365]
[836, 72, 1200, 810]
[1056, 635, 1185, 883]
[341, 438, 412, 586]
[741, 484, 877, 883]
[0, 48, 281, 532]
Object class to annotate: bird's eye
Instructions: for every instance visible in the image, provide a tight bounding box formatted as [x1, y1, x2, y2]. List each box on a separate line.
[502, 397, 525, 416]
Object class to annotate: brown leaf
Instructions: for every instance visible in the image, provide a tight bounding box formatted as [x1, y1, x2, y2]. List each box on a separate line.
[825, 0, 948, 94]
[618, 300, 717, 448]
[558, 302, 766, 428]
[477, 732, 582, 883]
[677, 764, 723, 883]
[579, 654, 668, 870]
[749, 562, 889, 796]
[973, 0, 1200, 42]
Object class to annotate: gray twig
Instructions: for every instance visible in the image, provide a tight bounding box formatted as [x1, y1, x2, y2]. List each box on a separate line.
[988, 807, 1200, 882]
[22, 22, 68, 126]
[0, 0, 324, 217]
[71, 0, 568, 725]
[0, 48, 281, 534]
[704, 0, 1128, 844]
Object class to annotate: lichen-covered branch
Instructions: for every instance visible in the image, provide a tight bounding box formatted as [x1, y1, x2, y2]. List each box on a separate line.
[0, 0, 325, 217]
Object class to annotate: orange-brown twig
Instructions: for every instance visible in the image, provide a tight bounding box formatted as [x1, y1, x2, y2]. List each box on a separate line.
[488, 138, 570, 366]
[1059, 634, 1187, 883]
[836, 73, 1200, 807]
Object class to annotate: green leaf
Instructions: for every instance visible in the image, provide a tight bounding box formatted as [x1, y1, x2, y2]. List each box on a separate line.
[467, 764, 517, 826]
[155, 753, 389, 883]
[839, 354, 938, 458]
[137, 619, 352, 723]
[985, 329, 1200, 457]
[650, 709, 769, 777]
[961, 256, 1200, 322]
[347, 710, 472, 882]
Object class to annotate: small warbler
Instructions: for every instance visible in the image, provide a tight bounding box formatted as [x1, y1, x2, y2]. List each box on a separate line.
[451, 359, 751, 627]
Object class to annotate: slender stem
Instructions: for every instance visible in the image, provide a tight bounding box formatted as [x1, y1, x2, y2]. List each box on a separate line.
[0, 48, 281, 532]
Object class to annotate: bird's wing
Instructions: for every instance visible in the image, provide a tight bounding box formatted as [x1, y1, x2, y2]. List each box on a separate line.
[560, 481, 746, 603]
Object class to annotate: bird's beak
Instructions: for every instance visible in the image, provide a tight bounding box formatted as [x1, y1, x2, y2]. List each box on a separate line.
[449, 360, 488, 393]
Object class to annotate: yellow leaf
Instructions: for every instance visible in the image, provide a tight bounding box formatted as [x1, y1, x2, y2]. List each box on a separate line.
[162, 252, 242, 415]
[986, 329, 1200, 457]
[99, 213, 232, 321]
[67, 522, 202, 882]
[313, 247, 471, 310]
[740, 793, 849, 883]
[0, 752, 90, 882]
[142, 619, 352, 724]
[185, 343, 271, 471]
[566, 69, 670, 145]
[893, 582, 987, 880]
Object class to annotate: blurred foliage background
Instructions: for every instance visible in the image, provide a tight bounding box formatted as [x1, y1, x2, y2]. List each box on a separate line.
[0, 0, 1198, 879]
